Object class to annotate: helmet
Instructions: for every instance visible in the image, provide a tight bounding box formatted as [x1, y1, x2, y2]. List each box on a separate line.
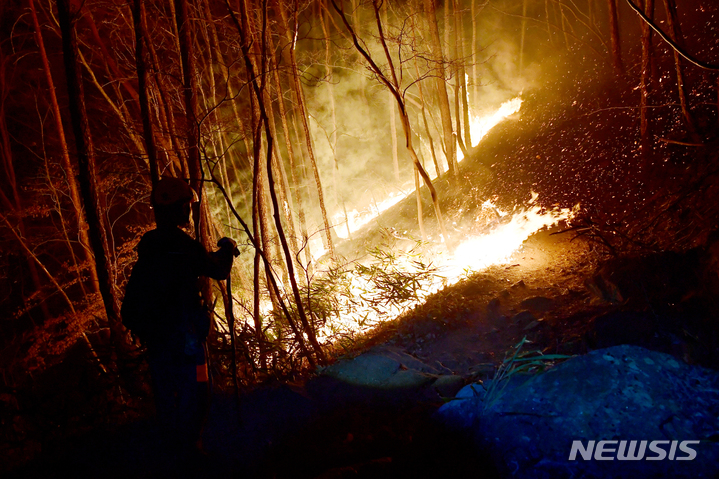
[151, 177, 196, 206]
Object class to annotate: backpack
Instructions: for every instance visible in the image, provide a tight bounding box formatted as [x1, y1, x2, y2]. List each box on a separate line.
[121, 256, 159, 343]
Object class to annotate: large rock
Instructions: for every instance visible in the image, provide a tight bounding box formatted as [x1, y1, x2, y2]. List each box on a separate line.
[437, 345, 719, 478]
[321, 346, 436, 390]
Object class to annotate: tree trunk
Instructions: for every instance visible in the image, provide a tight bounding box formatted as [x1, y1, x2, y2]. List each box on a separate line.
[638, 0, 655, 158]
[519, 0, 527, 77]
[227, 0, 324, 366]
[174, 0, 206, 242]
[412, 42, 442, 178]
[423, 0, 457, 177]
[132, 0, 159, 185]
[661, 0, 697, 137]
[319, 0, 351, 239]
[414, 165, 425, 239]
[29, 0, 100, 295]
[456, 3, 471, 149]
[278, 0, 335, 260]
[471, 0, 478, 106]
[607, 0, 624, 75]
[56, 0, 123, 334]
[268, 29, 313, 270]
[332, 0, 451, 248]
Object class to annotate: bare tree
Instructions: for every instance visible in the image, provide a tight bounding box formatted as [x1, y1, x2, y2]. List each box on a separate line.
[331, 0, 451, 248]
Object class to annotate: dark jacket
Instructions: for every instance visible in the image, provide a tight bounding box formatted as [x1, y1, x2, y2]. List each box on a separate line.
[121, 226, 233, 351]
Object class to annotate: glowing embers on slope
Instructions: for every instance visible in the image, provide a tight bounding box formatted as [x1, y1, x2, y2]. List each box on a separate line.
[314, 195, 577, 342]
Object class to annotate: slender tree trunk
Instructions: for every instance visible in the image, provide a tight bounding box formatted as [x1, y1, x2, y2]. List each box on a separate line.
[174, 0, 206, 241]
[332, 0, 451, 248]
[278, 0, 335, 260]
[413, 56, 442, 177]
[414, 165, 425, 239]
[471, 0, 478, 106]
[639, 0, 655, 158]
[56, 0, 123, 336]
[143, 9, 184, 174]
[389, 90, 400, 180]
[29, 0, 100, 295]
[519, 0, 527, 76]
[319, 0, 351, 239]
[84, 10, 140, 105]
[607, 0, 624, 75]
[451, 0, 465, 157]
[661, 0, 697, 137]
[132, 0, 159, 185]
[227, 0, 323, 366]
[456, 4, 471, 149]
[268, 30, 313, 270]
[423, 0, 457, 177]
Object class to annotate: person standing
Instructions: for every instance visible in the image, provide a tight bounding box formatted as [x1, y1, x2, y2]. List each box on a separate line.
[121, 176, 237, 454]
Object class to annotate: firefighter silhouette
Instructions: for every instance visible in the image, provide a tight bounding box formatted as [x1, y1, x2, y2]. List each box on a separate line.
[122, 176, 237, 452]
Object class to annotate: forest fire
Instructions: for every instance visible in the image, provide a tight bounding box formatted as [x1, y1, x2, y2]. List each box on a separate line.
[315, 195, 576, 342]
[333, 96, 524, 242]
[5, 0, 719, 474]
[467, 97, 523, 149]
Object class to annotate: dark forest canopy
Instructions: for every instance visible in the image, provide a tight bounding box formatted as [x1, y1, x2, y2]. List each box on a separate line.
[1, 0, 719, 388]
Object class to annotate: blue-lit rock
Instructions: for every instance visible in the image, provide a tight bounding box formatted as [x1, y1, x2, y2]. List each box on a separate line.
[436, 345, 719, 478]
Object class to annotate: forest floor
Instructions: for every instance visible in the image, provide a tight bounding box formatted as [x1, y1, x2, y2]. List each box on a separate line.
[4, 225, 626, 479]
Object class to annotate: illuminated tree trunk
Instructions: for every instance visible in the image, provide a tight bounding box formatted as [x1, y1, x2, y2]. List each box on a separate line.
[413, 56, 442, 177]
[228, 0, 325, 366]
[607, 0, 624, 75]
[0, 56, 50, 320]
[471, 0, 478, 105]
[389, 91, 400, 180]
[174, 0, 206, 242]
[423, 0, 457, 177]
[143, 8, 184, 175]
[268, 30, 313, 270]
[380, 4, 400, 182]
[456, 3, 471, 149]
[56, 0, 123, 334]
[29, 0, 100, 295]
[414, 166, 425, 239]
[281, 0, 336, 261]
[638, 0, 655, 158]
[661, 0, 697, 137]
[451, 0, 468, 157]
[132, 0, 159, 185]
[75, 51, 146, 157]
[519, 0, 528, 76]
[319, 0, 351, 239]
[85, 9, 140, 106]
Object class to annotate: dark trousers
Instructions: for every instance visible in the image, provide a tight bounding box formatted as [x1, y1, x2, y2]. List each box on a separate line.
[148, 342, 210, 448]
